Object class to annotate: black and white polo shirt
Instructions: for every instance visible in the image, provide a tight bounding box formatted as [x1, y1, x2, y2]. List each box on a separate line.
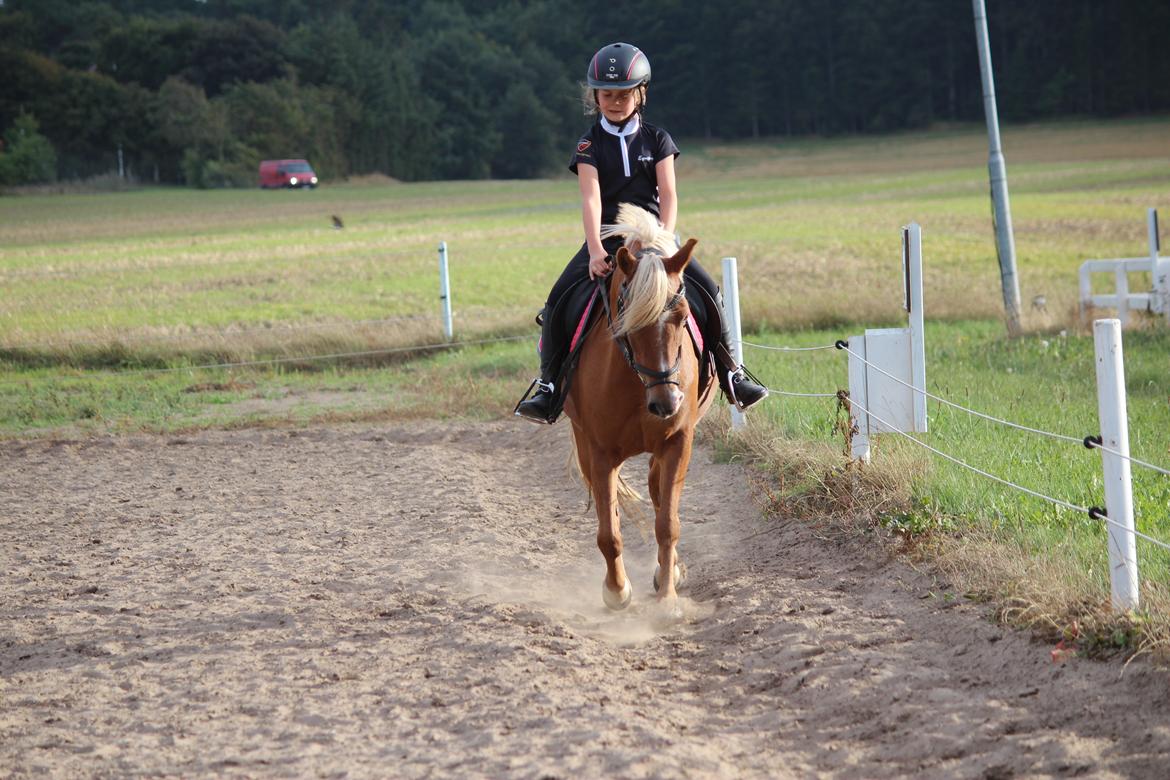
[569, 115, 680, 226]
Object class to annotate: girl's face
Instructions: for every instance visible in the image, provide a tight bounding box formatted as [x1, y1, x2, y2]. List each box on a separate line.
[597, 88, 639, 123]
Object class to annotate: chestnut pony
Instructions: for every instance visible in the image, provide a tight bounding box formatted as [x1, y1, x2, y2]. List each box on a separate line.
[563, 204, 716, 611]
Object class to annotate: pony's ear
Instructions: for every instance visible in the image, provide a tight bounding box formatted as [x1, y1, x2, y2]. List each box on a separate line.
[616, 246, 636, 278]
[665, 238, 698, 275]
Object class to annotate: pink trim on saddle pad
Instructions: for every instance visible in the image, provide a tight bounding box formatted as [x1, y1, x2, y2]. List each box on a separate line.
[543, 293, 703, 357]
[570, 288, 601, 352]
[686, 312, 704, 356]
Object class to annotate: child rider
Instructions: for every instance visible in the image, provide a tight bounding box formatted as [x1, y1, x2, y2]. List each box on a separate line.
[515, 42, 768, 423]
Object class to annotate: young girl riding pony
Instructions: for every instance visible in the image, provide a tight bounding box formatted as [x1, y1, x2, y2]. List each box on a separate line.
[515, 42, 768, 423]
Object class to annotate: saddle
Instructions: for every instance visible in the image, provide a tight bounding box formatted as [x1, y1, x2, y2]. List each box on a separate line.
[532, 274, 715, 424]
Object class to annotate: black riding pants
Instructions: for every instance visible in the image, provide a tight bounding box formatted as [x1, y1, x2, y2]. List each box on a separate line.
[539, 241, 730, 378]
[547, 240, 722, 312]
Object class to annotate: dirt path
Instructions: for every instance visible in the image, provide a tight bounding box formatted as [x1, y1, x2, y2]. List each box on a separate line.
[2, 421, 1168, 778]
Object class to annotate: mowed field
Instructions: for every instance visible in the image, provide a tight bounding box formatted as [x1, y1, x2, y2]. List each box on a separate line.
[4, 118, 1169, 348]
[3, 117, 1170, 648]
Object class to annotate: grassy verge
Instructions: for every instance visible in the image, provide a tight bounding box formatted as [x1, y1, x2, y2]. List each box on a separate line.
[3, 117, 1170, 659]
[716, 319, 1170, 660]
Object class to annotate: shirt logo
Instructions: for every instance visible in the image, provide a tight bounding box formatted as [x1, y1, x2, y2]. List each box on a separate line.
[638, 154, 654, 163]
[577, 140, 592, 153]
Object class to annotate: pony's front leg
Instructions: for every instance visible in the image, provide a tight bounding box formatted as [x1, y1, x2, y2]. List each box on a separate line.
[647, 455, 663, 514]
[591, 452, 632, 610]
[653, 434, 694, 603]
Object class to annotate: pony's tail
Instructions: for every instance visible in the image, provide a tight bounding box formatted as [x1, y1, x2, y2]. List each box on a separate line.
[599, 203, 677, 256]
[568, 438, 652, 543]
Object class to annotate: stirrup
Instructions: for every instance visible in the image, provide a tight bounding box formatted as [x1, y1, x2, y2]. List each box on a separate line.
[513, 378, 556, 424]
[726, 364, 769, 411]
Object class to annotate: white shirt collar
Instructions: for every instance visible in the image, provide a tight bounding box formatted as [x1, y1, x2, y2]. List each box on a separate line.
[600, 114, 641, 137]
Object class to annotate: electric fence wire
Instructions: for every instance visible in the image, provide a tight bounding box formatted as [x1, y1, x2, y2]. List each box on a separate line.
[765, 389, 839, 398]
[1087, 441, 1170, 479]
[740, 340, 839, 352]
[66, 334, 533, 376]
[3, 306, 530, 353]
[836, 341, 1170, 478]
[735, 340, 842, 397]
[835, 341, 1084, 444]
[6, 314, 442, 351]
[847, 393, 1170, 554]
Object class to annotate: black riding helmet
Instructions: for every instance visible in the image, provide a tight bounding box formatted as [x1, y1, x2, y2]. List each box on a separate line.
[586, 42, 651, 89]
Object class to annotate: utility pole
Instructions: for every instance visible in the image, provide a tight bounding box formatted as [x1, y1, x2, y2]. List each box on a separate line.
[973, 0, 1022, 337]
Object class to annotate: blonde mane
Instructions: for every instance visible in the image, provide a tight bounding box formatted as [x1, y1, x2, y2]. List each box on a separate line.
[601, 204, 679, 337]
[600, 203, 678, 256]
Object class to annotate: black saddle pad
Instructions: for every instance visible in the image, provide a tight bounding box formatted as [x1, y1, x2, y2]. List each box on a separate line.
[548, 275, 711, 351]
[540, 274, 715, 423]
[553, 278, 605, 355]
[538, 278, 605, 423]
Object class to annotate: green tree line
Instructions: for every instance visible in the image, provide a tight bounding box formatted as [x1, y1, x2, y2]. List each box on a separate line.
[1, 0, 1167, 186]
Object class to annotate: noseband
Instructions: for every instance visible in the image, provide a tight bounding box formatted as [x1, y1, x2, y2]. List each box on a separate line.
[597, 250, 687, 390]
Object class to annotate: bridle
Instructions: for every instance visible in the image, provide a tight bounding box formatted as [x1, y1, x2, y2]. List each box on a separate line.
[597, 250, 687, 390]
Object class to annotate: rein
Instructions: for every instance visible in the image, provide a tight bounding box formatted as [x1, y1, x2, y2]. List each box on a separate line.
[596, 255, 687, 390]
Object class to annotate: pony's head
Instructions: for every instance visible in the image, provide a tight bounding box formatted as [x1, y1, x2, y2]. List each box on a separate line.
[610, 238, 698, 419]
[601, 202, 683, 338]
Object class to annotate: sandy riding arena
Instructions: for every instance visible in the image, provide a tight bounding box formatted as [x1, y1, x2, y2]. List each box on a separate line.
[2, 420, 1169, 778]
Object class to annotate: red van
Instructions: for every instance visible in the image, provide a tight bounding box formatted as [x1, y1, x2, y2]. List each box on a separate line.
[258, 159, 318, 189]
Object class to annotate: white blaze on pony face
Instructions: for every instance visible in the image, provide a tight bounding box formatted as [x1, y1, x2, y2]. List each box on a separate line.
[626, 279, 689, 419]
[658, 299, 689, 417]
[604, 210, 698, 419]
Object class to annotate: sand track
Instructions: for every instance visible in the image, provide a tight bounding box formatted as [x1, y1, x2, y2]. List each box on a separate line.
[2, 421, 1168, 778]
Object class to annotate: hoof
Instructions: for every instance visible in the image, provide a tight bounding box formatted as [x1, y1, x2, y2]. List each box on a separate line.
[602, 579, 633, 610]
[650, 595, 686, 626]
[652, 562, 685, 592]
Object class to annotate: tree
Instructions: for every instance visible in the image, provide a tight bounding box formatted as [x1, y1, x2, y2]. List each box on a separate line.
[287, 13, 435, 180]
[403, 1, 516, 180]
[180, 16, 291, 96]
[490, 83, 561, 179]
[39, 68, 139, 178]
[0, 112, 58, 185]
[4, 0, 1170, 186]
[155, 76, 228, 153]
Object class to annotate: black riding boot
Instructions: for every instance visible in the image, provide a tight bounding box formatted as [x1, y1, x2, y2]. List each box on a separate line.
[712, 292, 769, 411]
[514, 309, 562, 424]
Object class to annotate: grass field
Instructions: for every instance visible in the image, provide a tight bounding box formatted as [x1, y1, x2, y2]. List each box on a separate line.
[3, 117, 1169, 655]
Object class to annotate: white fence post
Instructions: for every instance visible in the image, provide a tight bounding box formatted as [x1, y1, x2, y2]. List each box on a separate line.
[1149, 208, 1167, 322]
[846, 336, 870, 463]
[905, 223, 928, 432]
[1093, 318, 1139, 612]
[722, 256, 746, 430]
[438, 241, 453, 341]
[847, 223, 929, 463]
